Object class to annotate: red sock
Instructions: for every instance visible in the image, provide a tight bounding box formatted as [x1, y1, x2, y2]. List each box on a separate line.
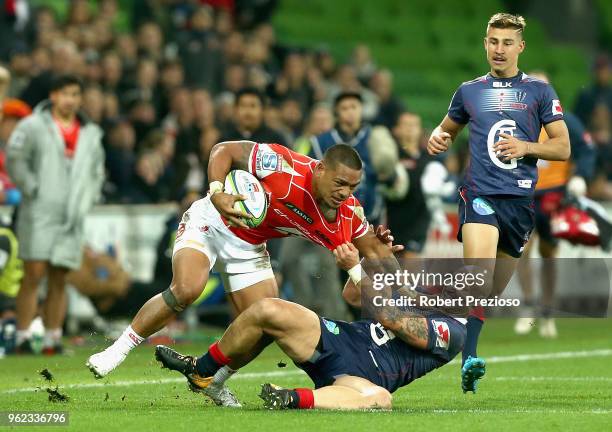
[469, 306, 486, 322]
[294, 388, 314, 409]
[209, 341, 231, 365]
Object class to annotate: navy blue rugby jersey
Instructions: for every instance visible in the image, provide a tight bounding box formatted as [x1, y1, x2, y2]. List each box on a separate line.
[448, 71, 565, 196]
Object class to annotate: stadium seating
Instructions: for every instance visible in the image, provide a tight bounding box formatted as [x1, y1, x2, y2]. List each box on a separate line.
[274, 0, 592, 127]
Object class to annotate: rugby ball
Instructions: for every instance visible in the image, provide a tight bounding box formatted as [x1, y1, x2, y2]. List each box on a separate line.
[224, 170, 268, 228]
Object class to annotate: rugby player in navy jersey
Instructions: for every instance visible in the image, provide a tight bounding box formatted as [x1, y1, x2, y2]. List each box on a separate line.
[427, 13, 570, 393]
[155, 242, 465, 410]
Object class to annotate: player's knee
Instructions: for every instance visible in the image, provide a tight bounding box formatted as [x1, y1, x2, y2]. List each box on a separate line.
[251, 298, 285, 326]
[168, 280, 203, 309]
[23, 266, 46, 287]
[366, 388, 392, 409]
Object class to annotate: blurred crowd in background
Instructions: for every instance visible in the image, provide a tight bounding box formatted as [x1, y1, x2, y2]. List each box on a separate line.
[0, 0, 611, 341]
[1, 0, 611, 205]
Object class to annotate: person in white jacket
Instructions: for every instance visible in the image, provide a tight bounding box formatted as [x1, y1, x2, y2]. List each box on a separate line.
[7, 74, 105, 355]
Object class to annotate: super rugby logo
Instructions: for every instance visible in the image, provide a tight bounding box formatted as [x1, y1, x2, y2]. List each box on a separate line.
[284, 203, 313, 224]
[256, 151, 283, 172]
[432, 320, 450, 350]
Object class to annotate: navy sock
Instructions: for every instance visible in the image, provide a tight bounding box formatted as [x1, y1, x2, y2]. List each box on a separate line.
[462, 316, 484, 366]
[195, 352, 222, 377]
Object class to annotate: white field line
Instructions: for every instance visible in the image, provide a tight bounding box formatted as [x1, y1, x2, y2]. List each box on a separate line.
[448, 348, 612, 364]
[424, 409, 612, 414]
[2, 348, 612, 395]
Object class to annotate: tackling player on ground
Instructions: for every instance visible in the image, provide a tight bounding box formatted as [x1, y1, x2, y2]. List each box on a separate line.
[155, 240, 465, 410]
[87, 140, 398, 406]
[427, 13, 570, 393]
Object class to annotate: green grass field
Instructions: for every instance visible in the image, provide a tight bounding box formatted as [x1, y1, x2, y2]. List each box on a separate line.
[1, 319, 611, 431]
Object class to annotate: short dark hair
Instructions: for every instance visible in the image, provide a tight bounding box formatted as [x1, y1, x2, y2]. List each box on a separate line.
[50, 74, 83, 93]
[235, 87, 266, 106]
[323, 144, 363, 170]
[333, 91, 362, 108]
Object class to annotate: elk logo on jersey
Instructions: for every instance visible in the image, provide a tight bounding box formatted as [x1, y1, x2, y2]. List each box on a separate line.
[432, 320, 450, 350]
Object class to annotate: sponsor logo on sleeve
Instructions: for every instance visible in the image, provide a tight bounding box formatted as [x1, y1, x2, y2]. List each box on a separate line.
[256, 151, 283, 172]
[552, 99, 563, 116]
[517, 179, 533, 188]
[432, 320, 450, 350]
[322, 318, 340, 335]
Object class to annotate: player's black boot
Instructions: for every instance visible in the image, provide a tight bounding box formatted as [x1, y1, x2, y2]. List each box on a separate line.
[155, 345, 213, 392]
[259, 383, 294, 410]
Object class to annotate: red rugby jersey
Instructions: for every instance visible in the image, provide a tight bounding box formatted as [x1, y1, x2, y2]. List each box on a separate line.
[227, 143, 369, 249]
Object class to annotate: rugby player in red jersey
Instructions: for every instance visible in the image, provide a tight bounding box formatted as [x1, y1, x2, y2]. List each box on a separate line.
[87, 140, 398, 406]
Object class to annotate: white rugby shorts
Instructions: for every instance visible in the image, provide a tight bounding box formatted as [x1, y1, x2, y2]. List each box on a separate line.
[173, 196, 274, 292]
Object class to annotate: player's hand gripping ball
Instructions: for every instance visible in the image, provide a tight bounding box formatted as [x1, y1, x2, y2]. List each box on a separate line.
[224, 170, 268, 228]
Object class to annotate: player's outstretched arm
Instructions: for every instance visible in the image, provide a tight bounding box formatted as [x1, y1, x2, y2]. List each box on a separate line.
[333, 243, 363, 308]
[335, 227, 403, 308]
[427, 115, 465, 155]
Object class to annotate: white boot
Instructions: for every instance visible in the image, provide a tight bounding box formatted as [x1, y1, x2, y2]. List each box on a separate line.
[514, 317, 535, 335]
[86, 326, 144, 378]
[87, 349, 128, 378]
[539, 318, 558, 339]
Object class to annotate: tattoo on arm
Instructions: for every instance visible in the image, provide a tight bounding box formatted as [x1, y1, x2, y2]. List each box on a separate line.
[231, 141, 255, 171]
[379, 305, 429, 349]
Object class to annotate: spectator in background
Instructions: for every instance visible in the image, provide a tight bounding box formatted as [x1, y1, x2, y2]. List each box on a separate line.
[293, 104, 333, 155]
[136, 21, 165, 62]
[161, 86, 203, 195]
[123, 57, 160, 116]
[20, 40, 80, 108]
[387, 112, 454, 257]
[0, 99, 31, 206]
[220, 87, 287, 146]
[100, 51, 124, 95]
[116, 33, 138, 77]
[589, 103, 612, 200]
[0, 65, 11, 103]
[279, 98, 305, 144]
[82, 84, 105, 125]
[371, 69, 406, 129]
[311, 91, 384, 224]
[104, 118, 136, 203]
[7, 74, 105, 355]
[271, 52, 313, 113]
[177, 5, 222, 93]
[126, 97, 157, 145]
[574, 54, 612, 129]
[6, 45, 31, 98]
[351, 44, 376, 84]
[328, 64, 378, 121]
[128, 129, 176, 203]
[0, 0, 30, 62]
